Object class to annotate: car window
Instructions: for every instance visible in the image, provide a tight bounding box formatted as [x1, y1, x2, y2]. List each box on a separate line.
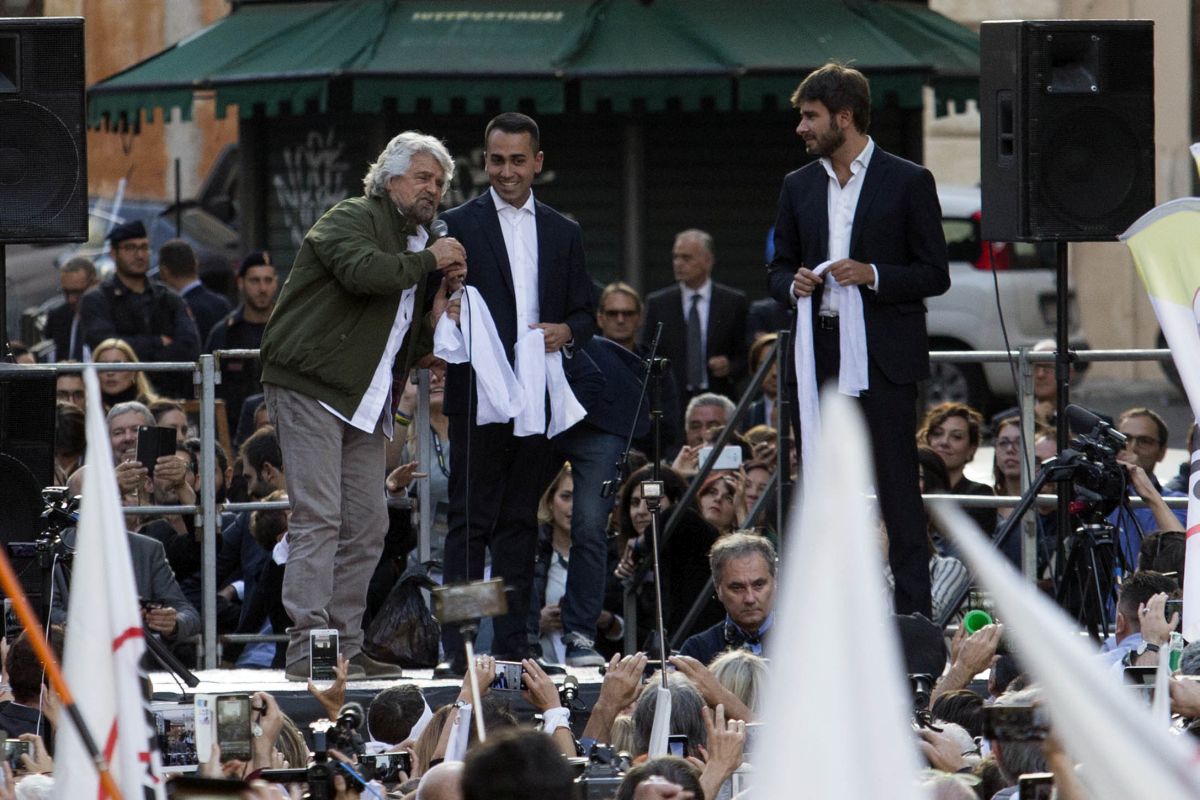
[941, 218, 1054, 270]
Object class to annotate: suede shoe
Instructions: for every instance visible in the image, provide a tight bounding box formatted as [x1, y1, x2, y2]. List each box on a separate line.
[562, 632, 606, 668]
[349, 652, 404, 679]
[285, 658, 366, 682]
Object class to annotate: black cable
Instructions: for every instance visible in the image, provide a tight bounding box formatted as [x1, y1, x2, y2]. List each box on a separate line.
[987, 240, 1028, 479]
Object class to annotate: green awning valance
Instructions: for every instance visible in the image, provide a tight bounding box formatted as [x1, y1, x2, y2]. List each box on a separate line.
[88, 0, 980, 129]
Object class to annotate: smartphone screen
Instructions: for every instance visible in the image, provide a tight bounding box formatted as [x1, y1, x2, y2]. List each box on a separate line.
[310, 629, 339, 682]
[667, 734, 688, 758]
[488, 661, 526, 691]
[136, 425, 177, 477]
[698, 445, 742, 471]
[1018, 773, 1054, 800]
[215, 696, 252, 761]
[154, 703, 199, 772]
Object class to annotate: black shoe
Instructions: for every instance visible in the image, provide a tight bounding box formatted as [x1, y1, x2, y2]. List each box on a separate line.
[434, 660, 466, 679]
[563, 632, 606, 668]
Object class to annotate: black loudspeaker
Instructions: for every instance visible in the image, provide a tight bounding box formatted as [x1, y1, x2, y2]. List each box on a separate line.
[0, 367, 57, 488]
[0, 17, 87, 244]
[980, 20, 1155, 242]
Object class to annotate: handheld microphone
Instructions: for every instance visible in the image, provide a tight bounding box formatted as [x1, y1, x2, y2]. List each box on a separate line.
[430, 219, 448, 238]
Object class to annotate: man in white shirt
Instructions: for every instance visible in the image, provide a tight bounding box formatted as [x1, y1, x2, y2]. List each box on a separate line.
[439, 113, 596, 672]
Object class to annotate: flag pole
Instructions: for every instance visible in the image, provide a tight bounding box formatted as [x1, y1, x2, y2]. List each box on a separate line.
[0, 546, 124, 800]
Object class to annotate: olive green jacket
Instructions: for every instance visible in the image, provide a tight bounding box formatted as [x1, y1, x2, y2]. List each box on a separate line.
[260, 193, 439, 418]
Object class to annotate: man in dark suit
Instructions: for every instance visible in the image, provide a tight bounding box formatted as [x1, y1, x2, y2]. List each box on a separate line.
[440, 113, 595, 670]
[158, 238, 232, 350]
[767, 63, 950, 617]
[642, 230, 748, 437]
[45, 256, 98, 361]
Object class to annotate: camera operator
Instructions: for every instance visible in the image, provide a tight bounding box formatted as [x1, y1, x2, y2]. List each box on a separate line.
[53, 466, 200, 644]
[1108, 408, 1187, 569]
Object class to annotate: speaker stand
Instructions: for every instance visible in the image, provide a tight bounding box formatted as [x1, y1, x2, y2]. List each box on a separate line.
[1053, 241, 1073, 573]
[1, 244, 12, 362]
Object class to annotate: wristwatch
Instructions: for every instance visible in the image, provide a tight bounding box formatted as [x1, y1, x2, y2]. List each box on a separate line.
[1136, 641, 1161, 656]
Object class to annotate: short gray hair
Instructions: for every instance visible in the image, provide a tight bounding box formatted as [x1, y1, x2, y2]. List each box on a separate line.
[632, 674, 707, 756]
[107, 400, 154, 428]
[675, 228, 714, 258]
[685, 392, 734, 425]
[61, 256, 97, 281]
[363, 132, 455, 199]
[709, 531, 776, 584]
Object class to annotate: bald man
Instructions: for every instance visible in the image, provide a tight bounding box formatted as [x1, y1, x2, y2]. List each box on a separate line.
[416, 761, 463, 800]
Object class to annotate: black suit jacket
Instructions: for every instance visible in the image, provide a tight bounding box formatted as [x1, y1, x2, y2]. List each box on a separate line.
[767, 147, 949, 387]
[182, 283, 233, 351]
[45, 302, 78, 361]
[641, 281, 749, 399]
[439, 192, 594, 417]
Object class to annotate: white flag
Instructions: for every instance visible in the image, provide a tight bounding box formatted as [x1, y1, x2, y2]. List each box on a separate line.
[757, 390, 925, 800]
[1121, 194, 1200, 640]
[932, 502, 1200, 798]
[54, 366, 164, 799]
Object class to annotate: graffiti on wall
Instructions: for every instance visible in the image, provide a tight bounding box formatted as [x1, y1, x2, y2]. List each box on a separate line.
[273, 128, 351, 249]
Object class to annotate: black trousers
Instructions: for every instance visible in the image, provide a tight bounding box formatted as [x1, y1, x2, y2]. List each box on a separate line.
[441, 414, 553, 665]
[797, 320, 932, 617]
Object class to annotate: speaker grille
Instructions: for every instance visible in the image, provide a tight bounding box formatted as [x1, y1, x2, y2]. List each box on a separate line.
[0, 18, 87, 244]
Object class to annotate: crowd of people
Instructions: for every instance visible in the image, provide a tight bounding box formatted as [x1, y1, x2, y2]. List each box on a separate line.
[3, 61, 1199, 799]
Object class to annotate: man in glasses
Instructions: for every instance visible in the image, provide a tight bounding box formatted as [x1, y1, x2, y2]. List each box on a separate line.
[1109, 406, 1187, 570]
[77, 219, 200, 397]
[595, 282, 642, 351]
[45, 256, 98, 361]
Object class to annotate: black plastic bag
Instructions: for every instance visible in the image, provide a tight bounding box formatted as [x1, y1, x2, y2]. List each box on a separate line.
[363, 573, 440, 668]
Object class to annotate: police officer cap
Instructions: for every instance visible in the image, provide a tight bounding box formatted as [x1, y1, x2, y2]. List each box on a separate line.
[238, 251, 273, 277]
[108, 220, 148, 246]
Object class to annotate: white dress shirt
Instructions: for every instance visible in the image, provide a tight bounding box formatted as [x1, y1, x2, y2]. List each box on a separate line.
[320, 226, 427, 438]
[491, 186, 540, 335]
[817, 136, 878, 315]
[680, 278, 712, 388]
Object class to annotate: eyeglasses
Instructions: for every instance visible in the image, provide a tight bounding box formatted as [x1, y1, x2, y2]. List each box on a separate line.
[1123, 434, 1161, 449]
[117, 242, 151, 253]
[602, 309, 638, 319]
[57, 390, 86, 403]
[994, 438, 1021, 451]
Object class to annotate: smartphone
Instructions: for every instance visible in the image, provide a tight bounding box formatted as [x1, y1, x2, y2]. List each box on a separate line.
[137, 425, 177, 477]
[4, 740, 30, 771]
[1018, 772, 1055, 800]
[1123, 665, 1159, 704]
[3, 599, 15, 644]
[361, 751, 412, 783]
[489, 661, 527, 691]
[310, 629, 339, 683]
[194, 694, 252, 763]
[1165, 599, 1183, 621]
[667, 734, 688, 758]
[982, 705, 1049, 742]
[698, 445, 742, 471]
[153, 702, 199, 773]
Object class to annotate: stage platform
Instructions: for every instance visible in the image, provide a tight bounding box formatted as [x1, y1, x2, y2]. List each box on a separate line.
[148, 666, 606, 735]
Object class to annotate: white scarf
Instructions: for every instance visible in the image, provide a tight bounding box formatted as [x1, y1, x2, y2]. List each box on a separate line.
[795, 260, 870, 486]
[434, 287, 585, 436]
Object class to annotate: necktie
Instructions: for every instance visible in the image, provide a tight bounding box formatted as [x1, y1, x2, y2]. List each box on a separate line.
[687, 293, 704, 390]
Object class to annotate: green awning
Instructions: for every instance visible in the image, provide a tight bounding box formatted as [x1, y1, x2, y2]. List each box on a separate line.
[88, 0, 979, 129]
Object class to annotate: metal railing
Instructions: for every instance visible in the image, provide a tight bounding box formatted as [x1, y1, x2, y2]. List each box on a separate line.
[2, 342, 1186, 664]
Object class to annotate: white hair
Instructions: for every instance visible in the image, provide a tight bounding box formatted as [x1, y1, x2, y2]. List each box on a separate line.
[16, 774, 55, 800]
[363, 131, 455, 199]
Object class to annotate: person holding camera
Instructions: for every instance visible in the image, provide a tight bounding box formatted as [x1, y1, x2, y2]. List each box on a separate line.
[1097, 570, 1179, 673]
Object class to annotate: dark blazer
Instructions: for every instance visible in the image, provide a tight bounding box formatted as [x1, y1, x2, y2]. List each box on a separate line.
[439, 192, 595, 416]
[767, 147, 950, 387]
[182, 282, 232, 350]
[45, 301, 79, 361]
[641, 281, 749, 400]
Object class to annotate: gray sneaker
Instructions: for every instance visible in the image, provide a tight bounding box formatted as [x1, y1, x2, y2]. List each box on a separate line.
[562, 632, 605, 668]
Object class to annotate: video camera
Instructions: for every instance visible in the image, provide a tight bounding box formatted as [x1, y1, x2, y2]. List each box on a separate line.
[1055, 405, 1128, 518]
[260, 702, 368, 800]
[5, 487, 78, 563]
[575, 743, 632, 800]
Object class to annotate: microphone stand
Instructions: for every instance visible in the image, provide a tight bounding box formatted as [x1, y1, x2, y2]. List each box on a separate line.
[601, 323, 666, 499]
[617, 324, 669, 655]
